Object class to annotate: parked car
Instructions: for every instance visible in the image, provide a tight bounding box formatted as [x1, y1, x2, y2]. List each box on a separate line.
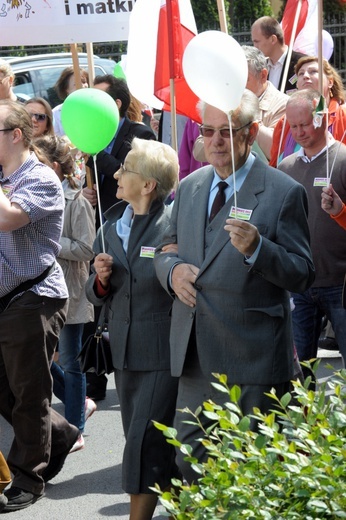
[6, 53, 116, 108]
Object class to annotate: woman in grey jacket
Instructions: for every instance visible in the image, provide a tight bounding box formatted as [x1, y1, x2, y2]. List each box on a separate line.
[85, 138, 179, 520]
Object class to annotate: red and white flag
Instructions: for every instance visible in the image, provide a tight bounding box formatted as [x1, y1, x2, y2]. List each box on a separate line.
[281, 0, 319, 56]
[154, 0, 200, 122]
[126, 0, 200, 122]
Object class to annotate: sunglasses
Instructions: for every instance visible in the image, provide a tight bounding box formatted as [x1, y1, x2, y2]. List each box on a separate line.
[199, 121, 253, 139]
[29, 113, 48, 122]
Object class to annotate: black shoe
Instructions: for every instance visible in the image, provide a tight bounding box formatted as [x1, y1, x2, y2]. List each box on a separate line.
[318, 337, 339, 351]
[0, 494, 7, 513]
[42, 428, 80, 483]
[3, 487, 43, 512]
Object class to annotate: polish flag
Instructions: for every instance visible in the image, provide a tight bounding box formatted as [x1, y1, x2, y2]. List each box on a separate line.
[281, 0, 309, 46]
[281, 0, 319, 56]
[154, 0, 200, 122]
[126, 0, 200, 122]
[282, 0, 334, 60]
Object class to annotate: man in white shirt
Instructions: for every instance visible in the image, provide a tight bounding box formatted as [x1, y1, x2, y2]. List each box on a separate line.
[251, 16, 304, 94]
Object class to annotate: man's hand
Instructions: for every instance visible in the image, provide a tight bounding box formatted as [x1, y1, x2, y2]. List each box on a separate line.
[321, 184, 344, 216]
[172, 263, 199, 308]
[224, 219, 260, 257]
[82, 185, 98, 207]
[162, 243, 178, 254]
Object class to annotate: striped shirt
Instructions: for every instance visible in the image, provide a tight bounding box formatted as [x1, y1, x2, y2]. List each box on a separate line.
[0, 152, 68, 299]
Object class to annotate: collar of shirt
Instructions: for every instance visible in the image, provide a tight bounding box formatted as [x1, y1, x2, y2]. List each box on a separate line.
[297, 133, 336, 163]
[0, 151, 37, 183]
[104, 117, 125, 154]
[208, 153, 256, 214]
[268, 49, 287, 69]
[268, 50, 287, 89]
[116, 203, 134, 253]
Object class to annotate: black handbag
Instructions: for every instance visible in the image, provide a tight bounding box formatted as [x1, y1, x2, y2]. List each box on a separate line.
[77, 301, 114, 376]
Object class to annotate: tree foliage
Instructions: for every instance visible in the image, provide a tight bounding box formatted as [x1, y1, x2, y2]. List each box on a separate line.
[153, 366, 346, 519]
[191, 0, 230, 31]
[232, 0, 273, 25]
[191, 0, 345, 32]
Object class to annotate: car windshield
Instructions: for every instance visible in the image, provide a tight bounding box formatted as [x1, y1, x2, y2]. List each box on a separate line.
[12, 58, 115, 107]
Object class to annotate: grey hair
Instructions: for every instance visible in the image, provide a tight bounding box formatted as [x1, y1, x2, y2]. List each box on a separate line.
[197, 89, 260, 133]
[234, 89, 261, 128]
[286, 88, 322, 114]
[129, 137, 179, 201]
[242, 46, 268, 77]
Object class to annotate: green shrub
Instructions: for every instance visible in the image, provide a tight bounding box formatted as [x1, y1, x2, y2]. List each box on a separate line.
[153, 365, 346, 519]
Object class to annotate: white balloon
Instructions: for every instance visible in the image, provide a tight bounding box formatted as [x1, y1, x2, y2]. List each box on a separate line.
[182, 31, 248, 113]
[126, 0, 164, 110]
[314, 30, 334, 61]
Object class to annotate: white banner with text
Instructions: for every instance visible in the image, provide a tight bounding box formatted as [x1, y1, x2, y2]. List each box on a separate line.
[0, 0, 135, 45]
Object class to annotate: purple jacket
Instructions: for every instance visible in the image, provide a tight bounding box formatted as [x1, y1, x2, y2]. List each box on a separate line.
[178, 119, 208, 181]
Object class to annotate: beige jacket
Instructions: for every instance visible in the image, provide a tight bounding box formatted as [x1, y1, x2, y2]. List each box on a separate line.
[58, 180, 95, 324]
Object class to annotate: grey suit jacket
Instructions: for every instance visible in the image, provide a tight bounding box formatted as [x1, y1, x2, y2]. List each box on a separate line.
[86, 199, 173, 371]
[154, 156, 315, 384]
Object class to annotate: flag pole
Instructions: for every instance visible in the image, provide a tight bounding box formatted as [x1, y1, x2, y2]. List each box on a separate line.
[85, 41, 96, 189]
[70, 43, 82, 89]
[166, 0, 178, 152]
[317, 0, 323, 93]
[280, 0, 302, 93]
[86, 42, 95, 86]
[217, 0, 228, 33]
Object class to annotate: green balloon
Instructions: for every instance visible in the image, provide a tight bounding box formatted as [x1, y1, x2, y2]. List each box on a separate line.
[113, 62, 127, 80]
[61, 88, 119, 155]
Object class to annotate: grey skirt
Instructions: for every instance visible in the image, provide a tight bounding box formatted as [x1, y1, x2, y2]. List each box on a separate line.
[114, 368, 180, 494]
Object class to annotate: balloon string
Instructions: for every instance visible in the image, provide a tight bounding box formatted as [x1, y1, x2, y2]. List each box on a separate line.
[93, 154, 106, 253]
[328, 133, 345, 185]
[326, 110, 330, 188]
[228, 112, 237, 218]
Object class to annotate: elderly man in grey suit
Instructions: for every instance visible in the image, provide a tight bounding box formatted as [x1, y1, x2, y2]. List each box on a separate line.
[154, 89, 315, 483]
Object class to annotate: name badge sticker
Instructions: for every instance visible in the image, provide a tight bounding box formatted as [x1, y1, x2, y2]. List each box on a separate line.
[140, 246, 156, 258]
[229, 206, 253, 221]
[313, 178, 328, 187]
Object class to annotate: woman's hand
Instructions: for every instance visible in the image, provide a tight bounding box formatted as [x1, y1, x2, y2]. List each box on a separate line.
[94, 253, 113, 287]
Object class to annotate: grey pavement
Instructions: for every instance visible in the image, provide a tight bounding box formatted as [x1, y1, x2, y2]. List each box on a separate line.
[0, 374, 167, 519]
[0, 350, 343, 519]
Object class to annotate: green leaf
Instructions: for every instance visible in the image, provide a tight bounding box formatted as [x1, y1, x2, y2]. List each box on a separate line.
[230, 385, 241, 403]
[211, 382, 229, 394]
[238, 416, 251, 432]
[280, 392, 292, 408]
[254, 434, 268, 449]
[203, 411, 221, 421]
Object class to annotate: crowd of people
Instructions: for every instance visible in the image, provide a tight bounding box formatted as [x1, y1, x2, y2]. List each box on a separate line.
[1, 13, 346, 518]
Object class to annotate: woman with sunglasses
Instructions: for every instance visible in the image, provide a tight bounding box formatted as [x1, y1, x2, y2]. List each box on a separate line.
[24, 97, 54, 138]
